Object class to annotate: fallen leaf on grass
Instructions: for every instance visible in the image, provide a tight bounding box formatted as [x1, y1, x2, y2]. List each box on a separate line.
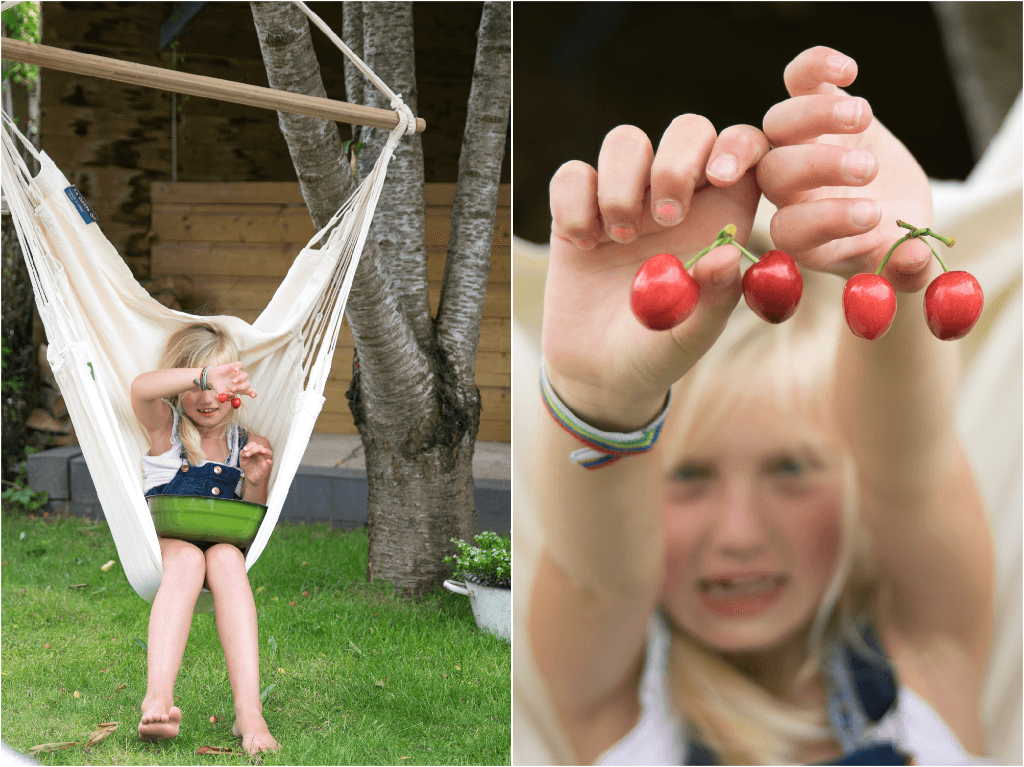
[374, 679, 385, 688]
[302, 590, 309, 597]
[255, 585, 265, 594]
[43, 643, 51, 649]
[259, 684, 276, 702]
[115, 683, 127, 691]
[135, 638, 148, 653]
[100, 560, 115, 572]
[84, 721, 118, 751]
[196, 745, 238, 755]
[209, 715, 218, 723]
[27, 742, 77, 755]
[69, 583, 88, 589]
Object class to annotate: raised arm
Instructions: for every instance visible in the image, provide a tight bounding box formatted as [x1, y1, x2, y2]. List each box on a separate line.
[530, 117, 768, 763]
[131, 362, 256, 448]
[757, 47, 993, 656]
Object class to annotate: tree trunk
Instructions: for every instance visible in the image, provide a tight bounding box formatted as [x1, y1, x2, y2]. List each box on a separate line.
[250, 2, 509, 597]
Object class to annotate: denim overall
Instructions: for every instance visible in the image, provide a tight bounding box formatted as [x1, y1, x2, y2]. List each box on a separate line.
[686, 624, 913, 765]
[145, 428, 248, 552]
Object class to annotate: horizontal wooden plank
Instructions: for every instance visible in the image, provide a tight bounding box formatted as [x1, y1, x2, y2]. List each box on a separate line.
[224, 313, 511, 353]
[152, 240, 511, 281]
[152, 182, 511, 207]
[152, 206, 510, 247]
[324, 349, 509, 389]
[182, 276, 509, 319]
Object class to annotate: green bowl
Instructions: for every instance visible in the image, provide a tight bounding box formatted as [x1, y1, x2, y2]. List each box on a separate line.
[147, 494, 268, 547]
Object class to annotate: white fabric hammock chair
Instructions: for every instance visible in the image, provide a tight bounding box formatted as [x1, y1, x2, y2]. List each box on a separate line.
[0, 10, 416, 611]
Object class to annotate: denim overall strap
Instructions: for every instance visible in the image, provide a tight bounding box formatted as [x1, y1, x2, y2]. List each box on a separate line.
[818, 627, 910, 766]
[684, 625, 907, 766]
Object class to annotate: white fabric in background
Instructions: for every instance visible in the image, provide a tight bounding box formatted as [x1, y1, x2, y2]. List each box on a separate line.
[511, 94, 1023, 765]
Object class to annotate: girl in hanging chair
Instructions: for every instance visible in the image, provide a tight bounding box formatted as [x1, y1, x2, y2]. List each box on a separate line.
[131, 322, 279, 754]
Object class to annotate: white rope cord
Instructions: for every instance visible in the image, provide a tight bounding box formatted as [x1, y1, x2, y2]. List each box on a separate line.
[291, 0, 417, 137]
[0, 0, 27, 12]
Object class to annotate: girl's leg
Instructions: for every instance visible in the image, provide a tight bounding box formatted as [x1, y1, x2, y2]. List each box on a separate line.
[204, 543, 279, 754]
[139, 539, 206, 741]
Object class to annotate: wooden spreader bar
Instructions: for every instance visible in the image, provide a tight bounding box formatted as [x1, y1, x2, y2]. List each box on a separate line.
[0, 38, 426, 133]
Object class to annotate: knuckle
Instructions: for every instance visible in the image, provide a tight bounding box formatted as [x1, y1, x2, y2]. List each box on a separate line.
[652, 163, 698, 191]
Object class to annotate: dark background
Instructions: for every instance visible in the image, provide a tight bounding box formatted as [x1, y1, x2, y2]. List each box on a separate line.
[513, 1, 1022, 244]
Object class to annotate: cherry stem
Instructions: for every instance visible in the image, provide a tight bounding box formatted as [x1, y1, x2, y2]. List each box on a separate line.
[876, 221, 955, 275]
[683, 223, 759, 269]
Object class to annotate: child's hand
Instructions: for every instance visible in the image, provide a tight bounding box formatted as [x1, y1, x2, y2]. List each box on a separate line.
[756, 46, 933, 294]
[240, 441, 273, 488]
[544, 117, 767, 428]
[208, 362, 259, 400]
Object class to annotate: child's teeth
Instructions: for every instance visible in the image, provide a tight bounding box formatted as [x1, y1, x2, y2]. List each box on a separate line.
[705, 577, 779, 596]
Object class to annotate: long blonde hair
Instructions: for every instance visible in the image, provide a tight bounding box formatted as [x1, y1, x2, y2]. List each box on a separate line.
[660, 270, 881, 764]
[159, 322, 244, 466]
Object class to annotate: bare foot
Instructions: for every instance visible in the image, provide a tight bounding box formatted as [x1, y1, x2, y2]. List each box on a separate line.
[139, 702, 182, 741]
[232, 712, 279, 754]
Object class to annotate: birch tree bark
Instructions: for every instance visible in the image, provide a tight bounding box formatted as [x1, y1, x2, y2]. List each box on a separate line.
[250, 1, 510, 597]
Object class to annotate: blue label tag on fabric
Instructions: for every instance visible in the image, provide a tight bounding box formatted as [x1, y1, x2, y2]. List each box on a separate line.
[64, 185, 98, 225]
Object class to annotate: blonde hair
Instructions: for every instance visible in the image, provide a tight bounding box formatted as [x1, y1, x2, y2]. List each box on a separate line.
[159, 322, 244, 466]
[660, 270, 881, 764]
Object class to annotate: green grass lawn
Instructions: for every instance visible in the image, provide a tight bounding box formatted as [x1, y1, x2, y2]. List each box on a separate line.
[1, 509, 511, 765]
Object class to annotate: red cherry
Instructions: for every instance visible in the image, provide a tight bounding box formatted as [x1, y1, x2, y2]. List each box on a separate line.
[843, 274, 897, 340]
[924, 271, 983, 340]
[630, 253, 699, 331]
[742, 250, 802, 324]
[218, 392, 229, 403]
[232, 397, 242, 409]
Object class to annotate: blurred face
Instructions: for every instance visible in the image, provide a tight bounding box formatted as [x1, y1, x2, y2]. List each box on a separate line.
[660, 395, 844, 655]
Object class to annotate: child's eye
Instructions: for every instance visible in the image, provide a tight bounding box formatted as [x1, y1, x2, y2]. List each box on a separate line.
[766, 456, 804, 476]
[671, 463, 713, 482]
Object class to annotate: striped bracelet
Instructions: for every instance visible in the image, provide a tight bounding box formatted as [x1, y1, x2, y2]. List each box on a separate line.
[540, 360, 671, 470]
[193, 366, 211, 391]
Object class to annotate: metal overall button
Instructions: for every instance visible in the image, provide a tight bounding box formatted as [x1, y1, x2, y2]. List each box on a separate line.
[211, 487, 221, 496]
[214, 466, 222, 474]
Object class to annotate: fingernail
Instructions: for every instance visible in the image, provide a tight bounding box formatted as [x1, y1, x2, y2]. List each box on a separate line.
[575, 237, 598, 250]
[895, 255, 930, 274]
[609, 225, 636, 243]
[654, 200, 681, 225]
[840, 150, 874, 181]
[708, 153, 738, 181]
[850, 200, 880, 228]
[834, 98, 862, 128]
[828, 55, 852, 77]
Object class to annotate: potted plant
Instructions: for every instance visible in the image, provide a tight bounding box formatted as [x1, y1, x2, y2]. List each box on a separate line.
[443, 531, 510, 640]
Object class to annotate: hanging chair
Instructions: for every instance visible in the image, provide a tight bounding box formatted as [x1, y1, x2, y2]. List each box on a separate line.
[0, 2, 417, 611]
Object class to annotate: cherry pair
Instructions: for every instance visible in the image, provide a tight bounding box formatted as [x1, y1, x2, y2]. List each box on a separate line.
[218, 391, 242, 409]
[842, 221, 983, 341]
[630, 224, 802, 331]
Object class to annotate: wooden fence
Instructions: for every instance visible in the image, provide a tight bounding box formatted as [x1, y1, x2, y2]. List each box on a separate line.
[150, 182, 510, 442]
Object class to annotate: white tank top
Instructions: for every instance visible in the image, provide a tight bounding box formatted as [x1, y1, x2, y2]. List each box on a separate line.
[596, 613, 994, 765]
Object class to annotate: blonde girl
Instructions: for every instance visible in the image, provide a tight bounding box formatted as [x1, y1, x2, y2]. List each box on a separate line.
[130, 322, 279, 754]
[529, 47, 993, 764]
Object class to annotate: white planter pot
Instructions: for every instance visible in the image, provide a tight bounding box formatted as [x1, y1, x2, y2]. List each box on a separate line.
[443, 578, 511, 641]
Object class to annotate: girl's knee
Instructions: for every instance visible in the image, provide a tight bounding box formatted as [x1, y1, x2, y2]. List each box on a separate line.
[160, 540, 207, 585]
[205, 543, 245, 571]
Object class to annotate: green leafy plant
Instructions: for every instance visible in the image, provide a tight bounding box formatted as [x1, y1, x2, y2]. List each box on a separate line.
[445, 531, 510, 589]
[2, 483, 49, 512]
[1, 2, 40, 86]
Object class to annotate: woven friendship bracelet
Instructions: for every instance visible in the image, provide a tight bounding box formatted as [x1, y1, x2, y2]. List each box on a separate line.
[540, 360, 671, 470]
[192, 366, 211, 391]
